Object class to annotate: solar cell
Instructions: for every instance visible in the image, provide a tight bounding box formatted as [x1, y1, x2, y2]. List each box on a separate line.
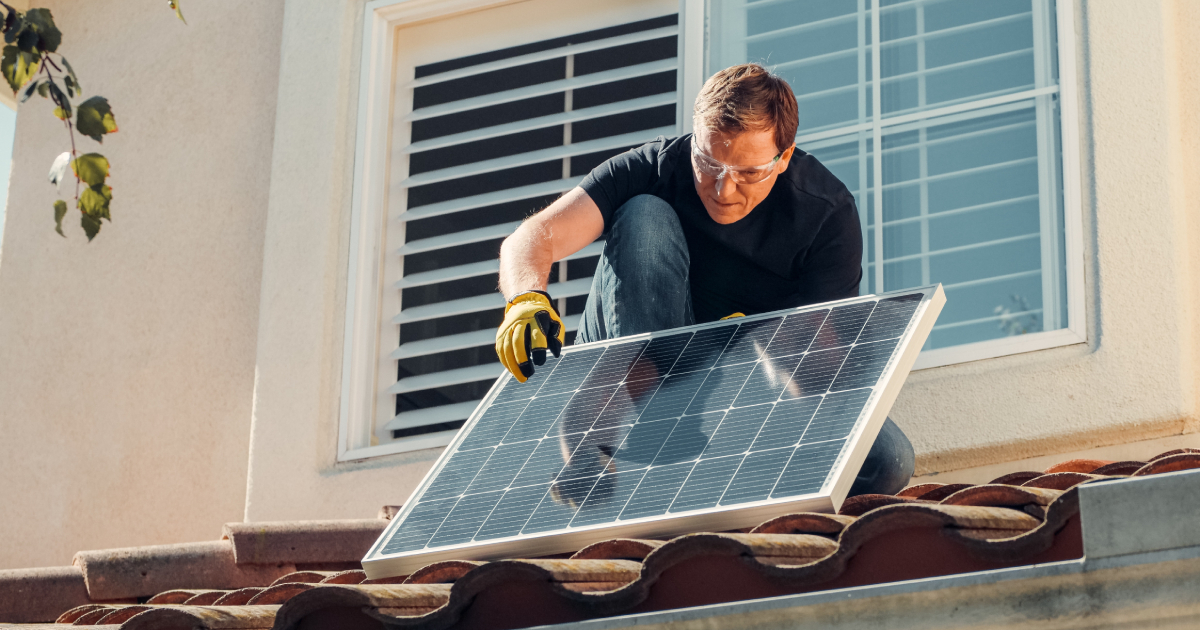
[364, 286, 945, 578]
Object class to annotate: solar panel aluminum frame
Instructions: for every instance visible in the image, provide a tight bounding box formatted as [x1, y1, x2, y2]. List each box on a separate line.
[362, 285, 945, 579]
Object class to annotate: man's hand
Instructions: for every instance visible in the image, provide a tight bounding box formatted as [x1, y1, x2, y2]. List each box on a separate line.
[496, 291, 565, 382]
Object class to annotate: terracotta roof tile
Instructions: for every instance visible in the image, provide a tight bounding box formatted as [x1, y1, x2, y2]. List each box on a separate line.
[1043, 458, 1112, 473]
[5, 447, 1199, 629]
[210, 587, 265, 606]
[316, 569, 367, 584]
[837, 493, 932, 516]
[1090, 460, 1146, 475]
[1021, 471, 1108, 490]
[1133, 452, 1200, 475]
[179, 591, 227, 605]
[0, 567, 90, 623]
[221, 520, 386, 566]
[246, 583, 315, 605]
[903, 483, 974, 501]
[940, 484, 1063, 507]
[73, 540, 294, 601]
[987, 470, 1043, 485]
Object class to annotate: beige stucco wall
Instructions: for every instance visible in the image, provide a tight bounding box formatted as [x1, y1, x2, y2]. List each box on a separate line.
[0, 0, 284, 569]
[242, 0, 1200, 523]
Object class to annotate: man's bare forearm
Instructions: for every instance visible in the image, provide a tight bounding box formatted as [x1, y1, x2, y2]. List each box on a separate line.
[499, 219, 554, 298]
[499, 187, 605, 300]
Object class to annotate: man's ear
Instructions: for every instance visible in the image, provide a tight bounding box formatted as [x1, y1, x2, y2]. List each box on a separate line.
[777, 143, 797, 170]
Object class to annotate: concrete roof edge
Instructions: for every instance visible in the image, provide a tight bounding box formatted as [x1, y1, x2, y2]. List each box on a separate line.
[533, 543, 1200, 630]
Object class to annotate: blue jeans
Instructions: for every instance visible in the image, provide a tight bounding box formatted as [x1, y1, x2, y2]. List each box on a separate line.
[576, 195, 915, 497]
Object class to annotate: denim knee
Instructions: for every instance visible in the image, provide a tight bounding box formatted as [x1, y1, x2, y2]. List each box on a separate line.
[575, 195, 693, 342]
[607, 194, 689, 271]
[847, 418, 915, 497]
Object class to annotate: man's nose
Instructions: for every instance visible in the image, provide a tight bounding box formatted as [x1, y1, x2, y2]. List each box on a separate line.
[714, 173, 736, 199]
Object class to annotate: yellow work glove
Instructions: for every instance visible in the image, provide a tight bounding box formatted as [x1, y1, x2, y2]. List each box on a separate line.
[720, 312, 746, 320]
[496, 290, 565, 383]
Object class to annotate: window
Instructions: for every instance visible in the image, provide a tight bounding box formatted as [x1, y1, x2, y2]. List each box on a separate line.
[340, 0, 681, 460]
[708, 0, 1084, 366]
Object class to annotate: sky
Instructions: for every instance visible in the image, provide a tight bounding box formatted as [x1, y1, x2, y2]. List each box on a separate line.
[0, 105, 15, 246]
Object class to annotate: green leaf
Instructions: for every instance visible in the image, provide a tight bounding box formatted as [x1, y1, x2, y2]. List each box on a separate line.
[75, 96, 117, 142]
[168, 0, 186, 24]
[79, 183, 112, 221]
[81, 213, 101, 241]
[60, 56, 78, 91]
[14, 25, 35, 52]
[72, 153, 109, 187]
[62, 73, 73, 97]
[16, 74, 36, 101]
[46, 79, 68, 116]
[22, 9, 60, 53]
[3, 12, 19, 44]
[1, 44, 38, 94]
[53, 199, 67, 237]
[3, 8, 18, 37]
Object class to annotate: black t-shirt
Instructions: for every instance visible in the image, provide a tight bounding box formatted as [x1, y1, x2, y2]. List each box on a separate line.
[580, 134, 863, 323]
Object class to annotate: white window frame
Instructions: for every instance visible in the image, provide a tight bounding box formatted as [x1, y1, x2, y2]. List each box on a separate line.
[340, 0, 1084, 461]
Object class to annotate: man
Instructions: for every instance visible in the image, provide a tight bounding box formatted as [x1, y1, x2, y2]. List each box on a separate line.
[494, 64, 914, 497]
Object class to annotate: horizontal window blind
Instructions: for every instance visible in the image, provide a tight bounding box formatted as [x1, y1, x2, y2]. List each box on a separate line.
[387, 15, 681, 440]
[710, 0, 1066, 351]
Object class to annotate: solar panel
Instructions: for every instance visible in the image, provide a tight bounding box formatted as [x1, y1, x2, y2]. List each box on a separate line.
[363, 285, 945, 578]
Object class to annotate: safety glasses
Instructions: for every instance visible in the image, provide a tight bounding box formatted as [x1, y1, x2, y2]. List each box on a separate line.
[690, 143, 787, 185]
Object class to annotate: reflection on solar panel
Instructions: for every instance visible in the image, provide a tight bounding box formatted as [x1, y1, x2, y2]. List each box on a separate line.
[363, 286, 945, 577]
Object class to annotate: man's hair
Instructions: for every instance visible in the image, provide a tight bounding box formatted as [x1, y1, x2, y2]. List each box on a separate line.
[692, 63, 798, 153]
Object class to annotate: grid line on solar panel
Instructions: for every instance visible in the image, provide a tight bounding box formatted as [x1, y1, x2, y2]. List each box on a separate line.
[683, 361, 757, 415]
[797, 389, 874, 444]
[766, 309, 828, 357]
[751, 396, 821, 451]
[541, 386, 617, 440]
[380, 289, 932, 561]
[770, 440, 847, 499]
[534, 346, 606, 396]
[652, 411, 724, 466]
[427, 491, 504, 547]
[580, 339, 650, 389]
[627, 332, 692, 380]
[814, 302, 876, 348]
[714, 317, 784, 366]
[781, 347, 851, 400]
[699, 404, 772, 458]
[670, 326, 738, 373]
[464, 440, 540, 494]
[593, 378, 663, 430]
[570, 468, 646, 527]
[830, 340, 898, 392]
[474, 483, 548, 541]
[732, 354, 806, 408]
[720, 447, 794, 505]
[500, 392, 572, 444]
[857, 294, 923, 344]
[669, 454, 744, 512]
[459, 400, 530, 450]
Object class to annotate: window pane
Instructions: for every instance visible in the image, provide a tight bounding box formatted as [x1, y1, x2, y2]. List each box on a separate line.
[707, 0, 1069, 352]
[710, 0, 1055, 133]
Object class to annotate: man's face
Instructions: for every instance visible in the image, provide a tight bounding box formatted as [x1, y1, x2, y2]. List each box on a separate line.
[691, 127, 795, 224]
